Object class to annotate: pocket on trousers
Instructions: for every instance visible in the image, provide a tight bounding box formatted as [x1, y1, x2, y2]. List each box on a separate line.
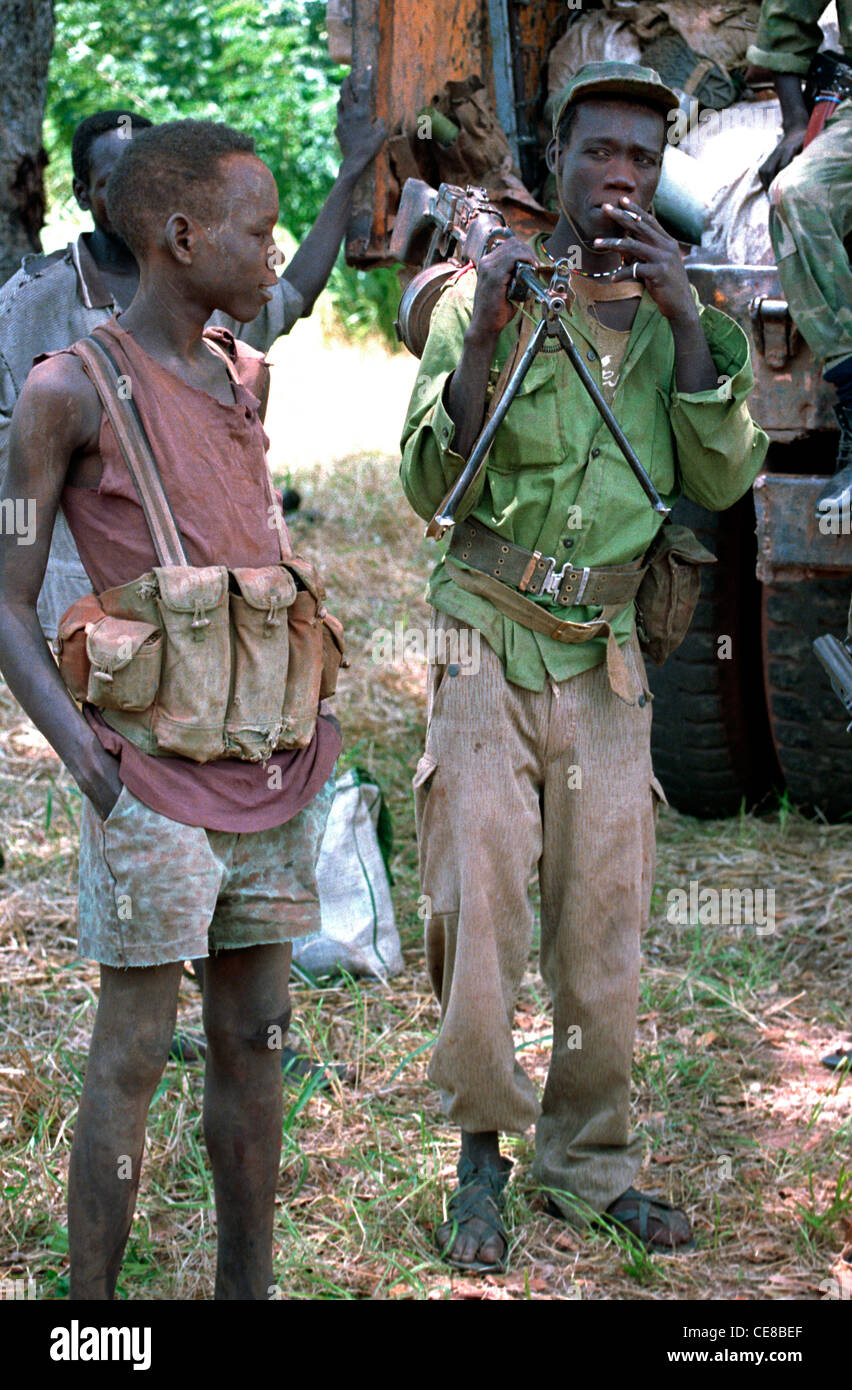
[151, 565, 230, 760]
[225, 565, 297, 760]
[650, 773, 668, 809]
[413, 751, 438, 790]
[86, 616, 163, 712]
[99, 781, 130, 826]
[413, 750, 439, 843]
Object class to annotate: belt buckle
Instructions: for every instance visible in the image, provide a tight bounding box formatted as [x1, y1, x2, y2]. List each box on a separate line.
[541, 563, 591, 605]
[537, 556, 560, 597]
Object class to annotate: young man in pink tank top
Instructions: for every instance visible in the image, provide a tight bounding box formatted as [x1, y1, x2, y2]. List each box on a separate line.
[0, 120, 352, 1300]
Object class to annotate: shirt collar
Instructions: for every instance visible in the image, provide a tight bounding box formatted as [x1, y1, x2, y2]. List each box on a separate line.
[71, 234, 116, 310]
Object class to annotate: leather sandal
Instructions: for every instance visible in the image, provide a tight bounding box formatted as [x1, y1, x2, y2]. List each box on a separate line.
[436, 1156, 513, 1272]
[599, 1186, 695, 1252]
[821, 1045, 852, 1072]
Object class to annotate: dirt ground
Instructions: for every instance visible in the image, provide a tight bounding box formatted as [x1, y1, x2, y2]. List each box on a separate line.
[1, 328, 851, 1300]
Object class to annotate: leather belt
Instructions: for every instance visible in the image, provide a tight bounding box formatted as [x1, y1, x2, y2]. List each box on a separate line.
[448, 517, 645, 609]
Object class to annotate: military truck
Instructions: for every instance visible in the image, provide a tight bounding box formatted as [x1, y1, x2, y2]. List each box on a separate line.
[329, 0, 852, 819]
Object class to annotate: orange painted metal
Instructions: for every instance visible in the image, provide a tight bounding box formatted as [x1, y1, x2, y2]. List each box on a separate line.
[347, 0, 490, 264]
[345, 0, 565, 263]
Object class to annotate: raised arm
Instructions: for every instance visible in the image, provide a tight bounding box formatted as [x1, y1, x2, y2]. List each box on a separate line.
[281, 72, 386, 315]
[0, 356, 123, 819]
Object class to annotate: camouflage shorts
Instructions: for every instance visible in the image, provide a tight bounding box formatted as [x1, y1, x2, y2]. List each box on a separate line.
[77, 778, 335, 968]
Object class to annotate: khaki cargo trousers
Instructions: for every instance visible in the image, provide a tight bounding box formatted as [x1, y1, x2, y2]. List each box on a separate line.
[414, 613, 663, 1215]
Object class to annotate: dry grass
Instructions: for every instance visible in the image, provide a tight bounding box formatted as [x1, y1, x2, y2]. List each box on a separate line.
[1, 451, 851, 1301]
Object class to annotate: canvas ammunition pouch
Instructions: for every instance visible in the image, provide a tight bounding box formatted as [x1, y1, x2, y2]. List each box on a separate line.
[445, 516, 714, 697]
[54, 334, 346, 763]
[634, 522, 716, 665]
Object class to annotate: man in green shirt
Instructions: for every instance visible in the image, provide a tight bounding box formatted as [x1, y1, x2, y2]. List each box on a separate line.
[749, 0, 852, 512]
[400, 61, 768, 1270]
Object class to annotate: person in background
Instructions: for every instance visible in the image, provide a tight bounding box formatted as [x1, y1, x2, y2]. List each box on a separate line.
[750, 0, 852, 515]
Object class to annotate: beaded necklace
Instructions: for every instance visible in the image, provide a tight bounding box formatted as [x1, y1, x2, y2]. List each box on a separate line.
[539, 220, 625, 280]
[572, 263, 623, 280]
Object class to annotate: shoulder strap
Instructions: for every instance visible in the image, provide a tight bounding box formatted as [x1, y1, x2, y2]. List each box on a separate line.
[74, 335, 188, 569]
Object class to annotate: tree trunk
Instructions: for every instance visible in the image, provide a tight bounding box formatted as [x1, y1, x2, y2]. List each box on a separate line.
[0, 0, 54, 286]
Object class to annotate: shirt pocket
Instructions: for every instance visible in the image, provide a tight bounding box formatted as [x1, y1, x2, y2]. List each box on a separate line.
[488, 353, 565, 469]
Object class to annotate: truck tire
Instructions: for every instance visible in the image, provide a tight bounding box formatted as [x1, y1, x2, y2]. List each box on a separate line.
[647, 494, 780, 816]
[762, 576, 852, 819]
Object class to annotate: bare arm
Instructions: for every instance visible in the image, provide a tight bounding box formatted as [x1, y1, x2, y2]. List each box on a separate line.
[282, 72, 386, 315]
[759, 73, 809, 191]
[0, 357, 123, 819]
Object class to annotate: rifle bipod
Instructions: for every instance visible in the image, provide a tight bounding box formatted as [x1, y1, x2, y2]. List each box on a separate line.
[426, 257, 670, 541]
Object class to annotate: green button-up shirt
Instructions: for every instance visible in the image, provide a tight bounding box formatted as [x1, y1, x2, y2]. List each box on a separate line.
[400, 267, 769, 692]
[747, 0, 852, 74]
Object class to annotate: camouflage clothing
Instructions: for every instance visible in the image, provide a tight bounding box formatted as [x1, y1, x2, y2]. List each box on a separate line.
[747, 0, 852, 73]
[746, 2, 852, 368]
[78, 777, 334, 967]
[768, 102, 852, 369]
[766, 103, 852, 370]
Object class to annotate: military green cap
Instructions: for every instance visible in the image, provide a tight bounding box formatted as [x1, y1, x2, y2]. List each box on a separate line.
[551, 60, 680, 135]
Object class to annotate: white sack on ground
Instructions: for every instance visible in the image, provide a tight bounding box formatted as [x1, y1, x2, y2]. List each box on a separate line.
[295, 768, 403, 981]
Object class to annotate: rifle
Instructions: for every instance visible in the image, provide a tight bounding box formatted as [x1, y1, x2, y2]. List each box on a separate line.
[391, 179, 670, 539]
[813, 634, 852, 730]
[803, 50, 852, 147]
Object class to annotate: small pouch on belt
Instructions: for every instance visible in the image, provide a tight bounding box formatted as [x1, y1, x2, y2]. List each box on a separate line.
[86, 616, 162, 712]
[319, 609, 347, 701]
[226, 564, 297, 761]
[635, 523, 716, 666]
[152, 565, 230, 760]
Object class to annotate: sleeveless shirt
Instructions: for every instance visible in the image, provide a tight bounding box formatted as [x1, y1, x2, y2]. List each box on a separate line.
[58, 317, 339, 831]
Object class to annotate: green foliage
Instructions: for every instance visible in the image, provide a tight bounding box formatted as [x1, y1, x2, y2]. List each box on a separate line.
[329, 262, 402, 342]
[47, 0, 400, 341]
[48, 0, 341, 234]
